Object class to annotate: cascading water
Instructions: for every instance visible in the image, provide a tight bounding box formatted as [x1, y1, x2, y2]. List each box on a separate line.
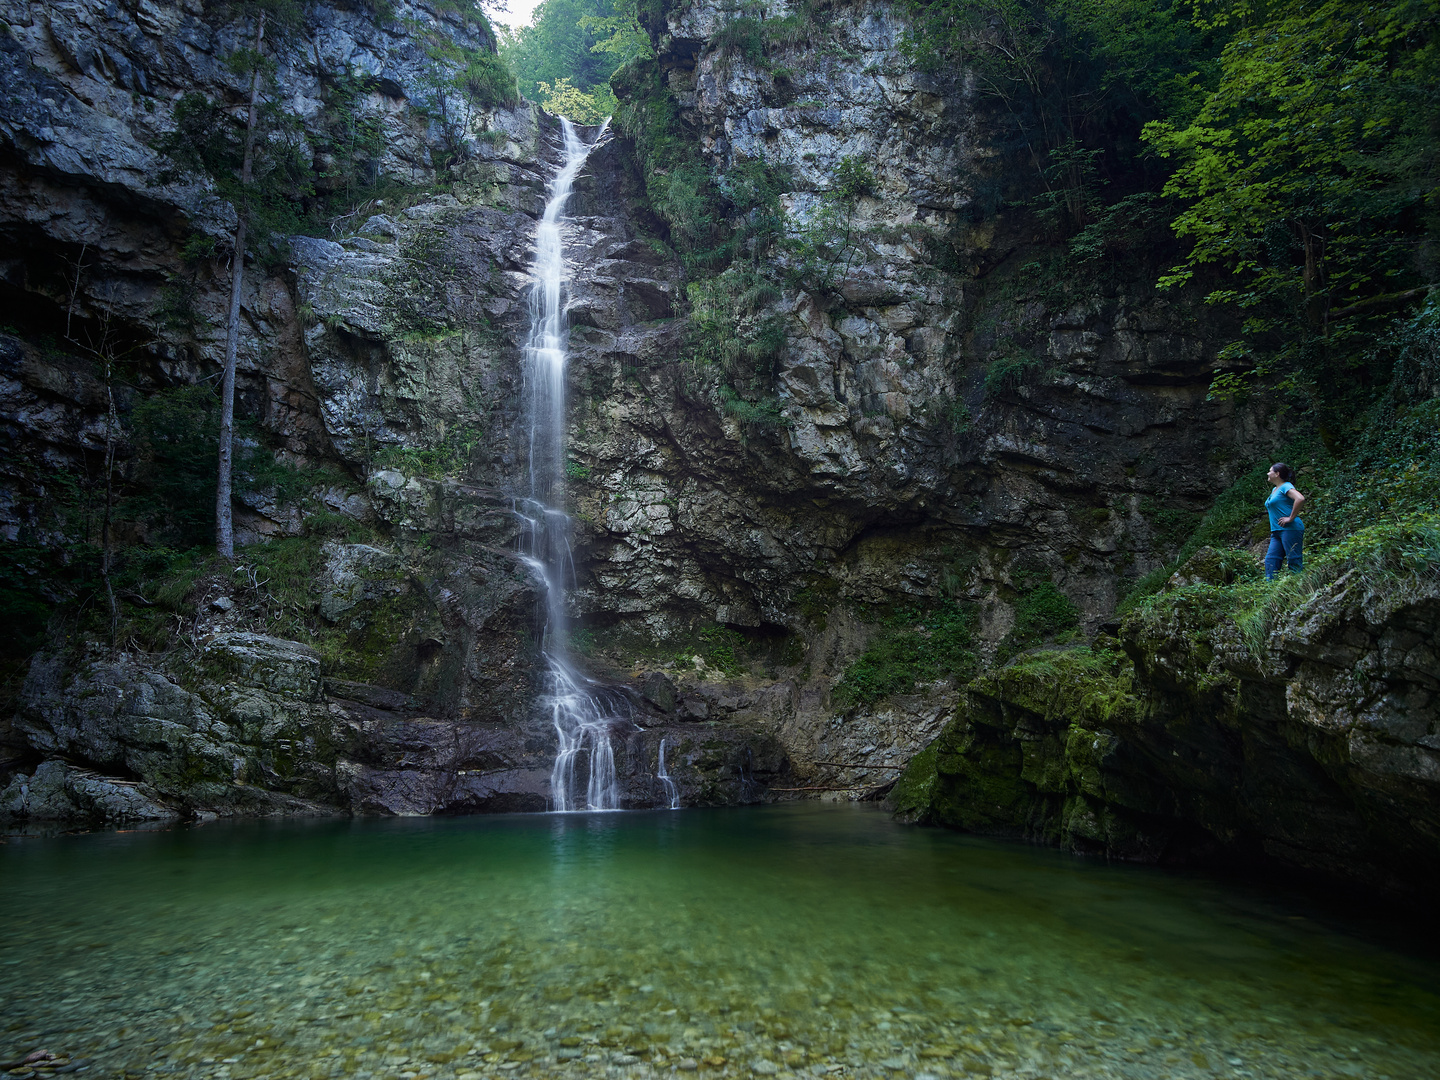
[657, 739, 680, 810]
[517, 117, 628, 813]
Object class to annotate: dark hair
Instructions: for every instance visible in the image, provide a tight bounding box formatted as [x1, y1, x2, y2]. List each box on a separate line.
[1271, 462, 1294, 482]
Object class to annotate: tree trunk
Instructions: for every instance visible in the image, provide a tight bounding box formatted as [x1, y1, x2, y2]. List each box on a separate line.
[1298, 219, 1324, 332]
[217, 10, 266, 560]
[101, 345, 118, 643]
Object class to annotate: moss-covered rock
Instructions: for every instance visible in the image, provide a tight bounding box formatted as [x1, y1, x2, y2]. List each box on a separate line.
[898, 530, 1440, 897]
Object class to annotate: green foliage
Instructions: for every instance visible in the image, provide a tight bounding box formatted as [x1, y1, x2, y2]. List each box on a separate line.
[938, 398, 974, 435]
[313, 66, 388, 205]
[1117, 462, 1273, 614]
[152, 273, 208, 338]
[614, 62, 797, 425]
[697, 624, 746, 676]
[795, 577, 840, 629]
[780, 157, 887, 294]
[370, 420, 488, 481]
[153, 86, 313, 254]
[582, 0, 654, 64]
[902, 0, 1215, 223]
[565, 459, 593, 481]
[125, 385, 224, 549]
[1300, 303, 1440, 536]
[688, 273, 785, 375]
[713, 16, 767, 62]
[125, 385, 332, 548]
[717, 385, 788, 430]
[833, 602, 978, 710]
[997, 576, 1080, 662]
[983, 346, 1046, 395]
[1144, 0, 1438, 389]
[832, 156, 877, 202]
[501, 0, 643, 104]
[457, 49, 520, 108]
[1119, 303, 1439, 616]
[536, 76, 616, 122]
[1128, 512, 1440, 663]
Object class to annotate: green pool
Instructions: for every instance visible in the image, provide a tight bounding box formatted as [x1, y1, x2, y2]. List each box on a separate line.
[3, 804, 1437, 1079]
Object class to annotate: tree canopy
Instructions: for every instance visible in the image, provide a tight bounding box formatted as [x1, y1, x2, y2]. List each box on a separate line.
[1144, 0, 1439, 358]
[499, 0, 651, 118]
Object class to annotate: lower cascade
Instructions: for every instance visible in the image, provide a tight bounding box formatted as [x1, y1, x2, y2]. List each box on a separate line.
[657, 739, 680, 811]
[517, 117, 629, 813]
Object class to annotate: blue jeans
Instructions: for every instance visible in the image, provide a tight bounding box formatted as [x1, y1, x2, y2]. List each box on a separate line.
[1265, 527, 1304, 580]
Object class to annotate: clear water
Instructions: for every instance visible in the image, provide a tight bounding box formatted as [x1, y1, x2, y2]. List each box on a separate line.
[3, 805, 1438, 1080]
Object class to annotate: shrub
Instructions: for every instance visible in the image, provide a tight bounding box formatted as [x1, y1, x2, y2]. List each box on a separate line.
[983, 347, 1046, 395]
[713, 17, 767, 62]
[997, 578, 1079, 662]
[832, 156, 877, 201]
[459, 51, 519, 108]
[832, 602, 977, 709]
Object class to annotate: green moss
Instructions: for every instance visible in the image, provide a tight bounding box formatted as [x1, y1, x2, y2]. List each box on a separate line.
[901, 647, 1139, 836]
[1125, 511, 1440, 663]
[794, 578, 839, 630]
[887, 741, 939, 823]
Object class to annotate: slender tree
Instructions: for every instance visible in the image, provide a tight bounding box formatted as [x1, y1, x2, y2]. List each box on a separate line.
[215, 10, 267, 560]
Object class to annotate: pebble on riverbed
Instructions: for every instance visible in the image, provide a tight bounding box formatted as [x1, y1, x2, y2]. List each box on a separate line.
[5, 818, 1436, 1080]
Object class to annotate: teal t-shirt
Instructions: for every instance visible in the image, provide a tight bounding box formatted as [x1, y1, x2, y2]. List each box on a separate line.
[1265, 482, 1302, 531]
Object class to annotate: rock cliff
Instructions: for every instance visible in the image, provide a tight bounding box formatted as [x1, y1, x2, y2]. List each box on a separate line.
[1, 0, 1432, 903]
[888, 541, 1440, 896]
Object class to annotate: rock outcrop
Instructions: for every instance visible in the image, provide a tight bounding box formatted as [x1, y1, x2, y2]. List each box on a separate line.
[890, 557, 1440, 897]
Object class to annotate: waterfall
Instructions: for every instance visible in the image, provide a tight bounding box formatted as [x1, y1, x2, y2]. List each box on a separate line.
[657, 739, 680, 810]
[518, 117, 623, 813]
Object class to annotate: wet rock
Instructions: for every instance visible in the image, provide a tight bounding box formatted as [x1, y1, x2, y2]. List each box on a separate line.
[0, 760, 179, 827]
[640, 672, 678, 713]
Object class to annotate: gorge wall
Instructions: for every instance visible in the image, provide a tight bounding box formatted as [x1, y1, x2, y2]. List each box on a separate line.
[1, 0, 1433, 897]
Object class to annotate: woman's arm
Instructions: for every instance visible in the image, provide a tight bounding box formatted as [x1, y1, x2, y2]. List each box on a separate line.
[1280, 488, 1305, 526]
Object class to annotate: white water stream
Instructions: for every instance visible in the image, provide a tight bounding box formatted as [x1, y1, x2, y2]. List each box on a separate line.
[657, 738, 680, 810]
[517, 118, 630, 812]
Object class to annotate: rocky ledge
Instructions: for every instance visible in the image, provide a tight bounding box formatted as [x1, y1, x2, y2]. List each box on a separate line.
[2, 629, 791, 829]
[889, 546, 1440, 898]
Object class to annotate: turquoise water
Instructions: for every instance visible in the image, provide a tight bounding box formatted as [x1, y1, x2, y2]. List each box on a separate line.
[3, 804, 1438, 1080]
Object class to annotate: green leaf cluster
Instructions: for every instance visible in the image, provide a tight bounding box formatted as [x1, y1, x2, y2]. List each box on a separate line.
[500, 0, 648, 108]
[1144, 0, 1439, 383]
[153, 89, 313, 249]
[832, 603, 979, 710]
[997, 576, 1080, 662]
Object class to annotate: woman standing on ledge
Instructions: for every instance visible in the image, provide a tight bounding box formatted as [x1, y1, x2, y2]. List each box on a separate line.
[1264, 463, 1306, 580]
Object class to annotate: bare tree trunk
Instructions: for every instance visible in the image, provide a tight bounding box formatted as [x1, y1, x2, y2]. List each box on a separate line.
[1298, 219, 1325, 332]
[101, 343, 119, 643]
[217, 10, 267, 560]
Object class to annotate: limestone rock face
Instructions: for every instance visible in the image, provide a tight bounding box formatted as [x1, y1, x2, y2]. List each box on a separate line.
[0, 759, 179, 827]
[12, 646, 335, 817]
[509, 0, 1283, 800]
[0, 0, 508, 542]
